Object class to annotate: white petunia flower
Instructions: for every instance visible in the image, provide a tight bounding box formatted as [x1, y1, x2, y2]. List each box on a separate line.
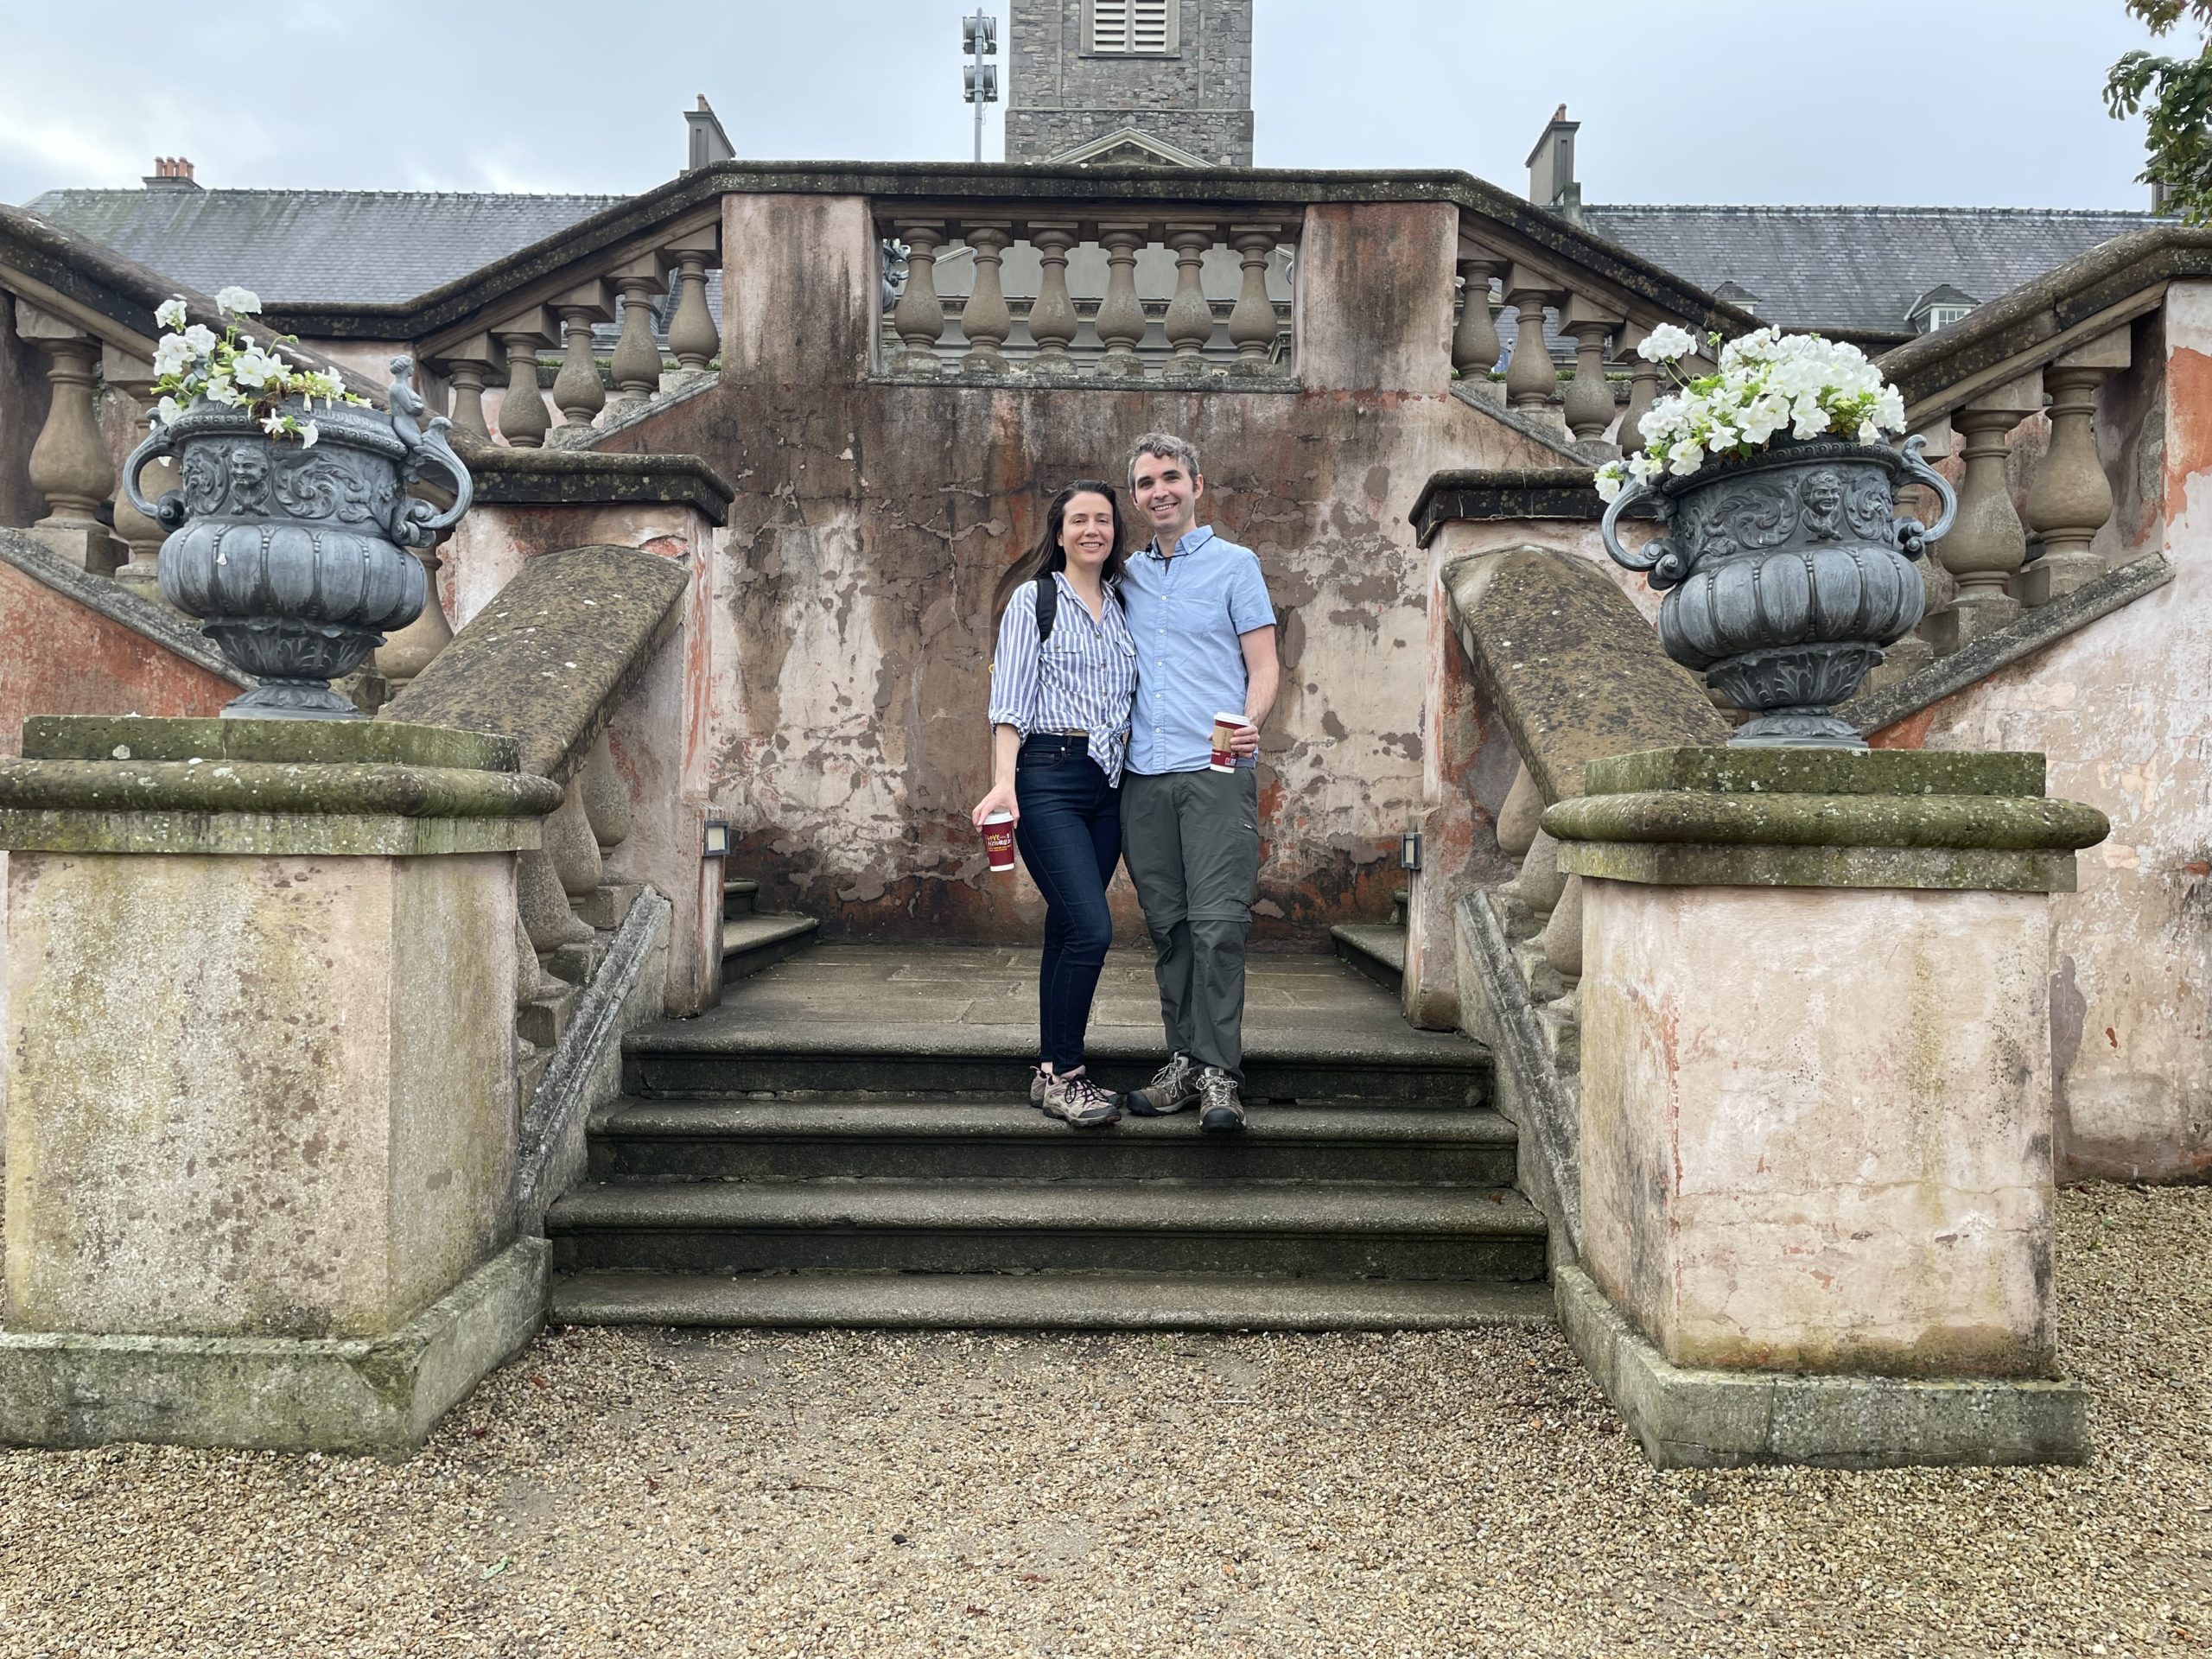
[215, 286, 262, 315]
[231, 348, 282, 390]
[1637, 323, 1696, 363]
[261, 410, 290, 436]
[181, 323, 218, 356]
[155, 296, 189, 330]
[1594, 464, 1624, 504]
[155, 395, 182, 424]
[299, 420, 320, 448]
[204, 373, 243, 407]
[151, 335, 194, 378]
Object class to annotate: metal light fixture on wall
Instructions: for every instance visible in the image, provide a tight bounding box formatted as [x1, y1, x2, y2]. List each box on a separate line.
[962, 11, 998, 164]
[1399, 830, 1423, 872]
[702, 819, 731, 859]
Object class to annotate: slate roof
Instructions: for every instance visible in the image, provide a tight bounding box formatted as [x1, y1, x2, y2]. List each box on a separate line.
[18, 188, 625, 305]
[1580, 204, 2168, 339]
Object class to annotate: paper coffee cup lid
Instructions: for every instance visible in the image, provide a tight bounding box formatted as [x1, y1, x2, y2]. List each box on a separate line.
[985, 809, 1014, 823]
[1214, 711, 1248, 725]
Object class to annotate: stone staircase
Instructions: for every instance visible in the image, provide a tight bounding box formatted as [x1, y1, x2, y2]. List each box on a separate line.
[1330, 886, 1408, 996]
[545, 945, 1551, 1330]
[721, 875, 819, 982]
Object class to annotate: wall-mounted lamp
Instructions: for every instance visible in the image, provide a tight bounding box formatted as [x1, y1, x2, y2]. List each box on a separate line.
[1399, 830, 1422, 872]
[702, 819, 730, 858]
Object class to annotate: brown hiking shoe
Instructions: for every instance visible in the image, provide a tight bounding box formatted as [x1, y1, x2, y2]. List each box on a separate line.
[1197, 1067, 1246, 1134]
[1127, 1052, 1202, 1116]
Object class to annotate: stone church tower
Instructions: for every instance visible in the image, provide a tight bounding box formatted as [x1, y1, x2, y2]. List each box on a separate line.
[1005, 0, 1255, 167]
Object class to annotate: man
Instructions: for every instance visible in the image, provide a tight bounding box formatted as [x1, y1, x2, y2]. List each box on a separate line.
[1116, 433, 1280, 1134]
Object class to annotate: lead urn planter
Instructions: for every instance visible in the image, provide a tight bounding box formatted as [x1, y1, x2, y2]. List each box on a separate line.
[123, 366, 471, 719]
[1599, 435, 1957, 747]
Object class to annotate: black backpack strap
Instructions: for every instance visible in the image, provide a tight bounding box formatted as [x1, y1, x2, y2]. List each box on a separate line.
[1034, 573, 1058, 645]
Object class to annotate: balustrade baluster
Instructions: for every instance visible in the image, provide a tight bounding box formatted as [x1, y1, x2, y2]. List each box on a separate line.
[493, 309, 555, 448]
[1541, 874, 1583, 982]
[581, 731, 632, 850]
[890, 221, 948, 374]
[1162, 225, 1217, 373]
[1559, 296, 1622, 452]
[1617, 324, 1662, 456]
[437, 338, 497, 438]
[2020, 336, 2127, 607]
[666, 238, 719, 373]
[1496, 763, 1540, 861]
[549, 281, 613, 446]
[16, 305, 120, 573]
[103, 348, 166, 598]
[1026, 222, 1080, 369]
[544, 776, 603, 899]
[1923, 386, 2036, 653]
[1503, 269, 1563, 420]
[1094, 222, 1149, 378]
[1452, 257, 1503, 404]
[1227, 227, 1280, 374]
[608, 256, 671, 418]
[957, 222, 1014, 374]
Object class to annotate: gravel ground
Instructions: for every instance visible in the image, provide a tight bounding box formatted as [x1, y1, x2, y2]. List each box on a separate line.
[0, 1183, 2206, 1658]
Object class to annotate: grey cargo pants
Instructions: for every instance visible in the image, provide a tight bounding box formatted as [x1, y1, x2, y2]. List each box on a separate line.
[1119, 766, 1261, 1083]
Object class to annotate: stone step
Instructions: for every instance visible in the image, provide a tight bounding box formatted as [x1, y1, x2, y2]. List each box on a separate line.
[625, 1040, 1481, 1108]
[584, 1098, 1519, 1186]
[550, 1270, 1556, 1332]
[722, 878, 759, 919]
[721, 912, 817, 982]
[544, 1179, 1548, 1280]
[1329, 923, 1407, 996]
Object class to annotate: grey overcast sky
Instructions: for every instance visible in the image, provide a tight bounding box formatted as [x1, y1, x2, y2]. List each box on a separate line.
[0, 1, 2182, 210]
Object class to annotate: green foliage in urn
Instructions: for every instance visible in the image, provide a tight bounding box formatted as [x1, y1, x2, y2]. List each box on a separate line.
[149, 288, 365, 444]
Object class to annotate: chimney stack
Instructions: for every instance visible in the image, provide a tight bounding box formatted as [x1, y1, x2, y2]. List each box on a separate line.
[1525, 106, 1582, 226]
[683, 96, 735, 173]
[143, 156, 202, 191]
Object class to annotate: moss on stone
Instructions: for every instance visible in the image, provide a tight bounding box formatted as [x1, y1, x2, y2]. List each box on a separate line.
[1585, 745, 2046, 801]
[380, 545, 688, 783]
[0, 759, 561, 830]
[22, 715, 518, 773]
[1541, 790, 2107, 853]
[1554, 840, 2082, 893]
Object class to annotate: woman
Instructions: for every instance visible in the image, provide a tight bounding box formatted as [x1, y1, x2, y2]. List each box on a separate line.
[970, 481, 1138, 1129]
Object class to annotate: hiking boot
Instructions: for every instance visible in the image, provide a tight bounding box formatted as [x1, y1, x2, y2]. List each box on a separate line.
[1042, 1071, 1123, 1129]
[1127, 1052, 1202, 1117]
[1030, 1065, 1052, 1109]
[1197, 1067, 1246, 1134]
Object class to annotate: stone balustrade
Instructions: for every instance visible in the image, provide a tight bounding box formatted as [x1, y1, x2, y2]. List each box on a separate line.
[1903, 327, 2133, 658]
[427, 223, 722, 448]
[875, 211, 1296, 379]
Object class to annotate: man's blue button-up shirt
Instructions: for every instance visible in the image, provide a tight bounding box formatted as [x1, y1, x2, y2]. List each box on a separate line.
[1119, 525, 1276, 776]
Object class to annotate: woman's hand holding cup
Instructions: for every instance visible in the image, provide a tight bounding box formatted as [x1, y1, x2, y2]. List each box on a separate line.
[973, 785, 1020, 874]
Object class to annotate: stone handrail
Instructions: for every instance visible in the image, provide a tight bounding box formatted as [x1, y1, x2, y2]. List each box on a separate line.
[382, 541, 691, 1105]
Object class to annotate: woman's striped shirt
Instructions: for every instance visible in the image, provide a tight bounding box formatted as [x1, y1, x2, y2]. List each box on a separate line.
[987, 572, 1138, 785]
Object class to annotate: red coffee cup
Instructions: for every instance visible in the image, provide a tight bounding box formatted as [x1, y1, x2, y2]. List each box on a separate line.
[983, 810, 1016, 873]
[1210, 711, 1250, 772]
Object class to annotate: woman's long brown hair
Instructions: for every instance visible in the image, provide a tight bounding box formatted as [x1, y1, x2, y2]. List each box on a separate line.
[990, 480, 1127, 620]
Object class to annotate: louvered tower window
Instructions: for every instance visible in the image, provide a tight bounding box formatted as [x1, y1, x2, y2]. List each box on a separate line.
[1090, 0, 1174, 53]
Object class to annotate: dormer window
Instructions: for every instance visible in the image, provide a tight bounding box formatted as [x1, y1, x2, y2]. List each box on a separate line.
[1088, 0, 1176, 54]
[1907, 285, 1979, 335]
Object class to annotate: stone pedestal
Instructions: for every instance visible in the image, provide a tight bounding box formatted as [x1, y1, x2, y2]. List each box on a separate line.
[1541, 746, 2107, 1468]
[0, 716, 562, 1453]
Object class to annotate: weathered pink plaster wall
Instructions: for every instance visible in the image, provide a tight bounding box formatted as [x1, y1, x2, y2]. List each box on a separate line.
[603, 194, 1572, 944]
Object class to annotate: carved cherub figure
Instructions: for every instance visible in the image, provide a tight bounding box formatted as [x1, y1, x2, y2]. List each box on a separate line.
[1798, 469, 1847, 541]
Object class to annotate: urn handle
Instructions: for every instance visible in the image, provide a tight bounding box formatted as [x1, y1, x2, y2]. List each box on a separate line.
[120, 423, 188, 530]
[1598, 473, 1695, 591]
[1891, 433, 1957, 562]
[387, 357, 474, 550]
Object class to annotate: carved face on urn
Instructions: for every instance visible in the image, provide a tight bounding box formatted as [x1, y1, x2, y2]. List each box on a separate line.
[229, 444, 271, 512]
[1799, 470, 1846, 541]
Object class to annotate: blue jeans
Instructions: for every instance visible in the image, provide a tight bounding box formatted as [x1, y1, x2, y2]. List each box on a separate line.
[1014, 734, 1121, 1073]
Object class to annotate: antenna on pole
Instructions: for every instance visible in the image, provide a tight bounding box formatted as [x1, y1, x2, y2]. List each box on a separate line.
[963, 10, 998, 164]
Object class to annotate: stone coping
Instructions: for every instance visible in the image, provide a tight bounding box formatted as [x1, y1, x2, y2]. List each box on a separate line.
[1846, 554, 2176, 737]
[457, 442, 735, 526]
[1556, 1264, 2088, 1469]
[1444, 385, 1592, 467]
[1581, 745, 2046, 799]
[0, 529, 253, 687]
[22, 714, 517, 772]
[1412, 466, 1660, 544]
[0, 1238, 546, 1455]
[381, 543, 690, 784]
[0, 809, 544, 858]
[1543, 743, 2107, 892]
